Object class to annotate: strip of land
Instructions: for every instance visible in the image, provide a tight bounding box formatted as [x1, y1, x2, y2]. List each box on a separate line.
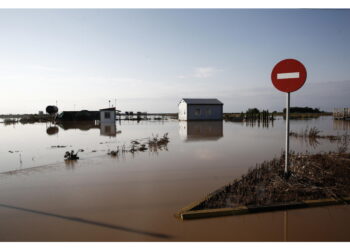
[178, 152, 350, 219]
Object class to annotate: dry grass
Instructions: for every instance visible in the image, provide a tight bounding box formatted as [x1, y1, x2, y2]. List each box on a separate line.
[192, 152, 350, 210]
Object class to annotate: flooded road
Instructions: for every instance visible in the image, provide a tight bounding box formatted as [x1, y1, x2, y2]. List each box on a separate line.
[0, 116, 349, 241]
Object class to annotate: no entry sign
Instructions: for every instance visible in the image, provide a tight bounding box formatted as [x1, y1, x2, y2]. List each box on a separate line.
[270, 58, 307, 177]
[271, 59, 307, 93]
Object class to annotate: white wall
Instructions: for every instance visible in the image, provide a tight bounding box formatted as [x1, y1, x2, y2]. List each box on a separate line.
[100, 110, 116, 123]
[178, 100, 188, 121]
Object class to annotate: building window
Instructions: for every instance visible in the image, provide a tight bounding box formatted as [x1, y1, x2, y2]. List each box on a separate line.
[104, 112, 110, 119]
[194, 108, 201, 116]
[207, 108, 212, 116]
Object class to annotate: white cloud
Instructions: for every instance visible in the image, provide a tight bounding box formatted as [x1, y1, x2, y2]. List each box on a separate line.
[178, 66, 221, 79]
[193, 67, 220, 78]
[27, 64, 66, 72]
[177, 75, 187, 79]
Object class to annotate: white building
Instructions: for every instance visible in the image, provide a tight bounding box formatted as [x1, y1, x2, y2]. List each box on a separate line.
[100, 107, 116, 123]
[178, 98, 223, 121]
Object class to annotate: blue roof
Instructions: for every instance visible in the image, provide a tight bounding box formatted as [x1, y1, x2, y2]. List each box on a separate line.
[181, 98, 223, 105]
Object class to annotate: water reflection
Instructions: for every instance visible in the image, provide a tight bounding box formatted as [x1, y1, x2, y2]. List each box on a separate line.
[57, 121, 99, 131]
[100, 123, 117, 137]
[245, 119, 274, 128]
[291, 135, 321, 149]
[333, 119, 350, 130]
[64, 159, 77, 170]
[179, 121, 223, 142]
[46, 126, 59, 135]
[55, 121, 120, 137]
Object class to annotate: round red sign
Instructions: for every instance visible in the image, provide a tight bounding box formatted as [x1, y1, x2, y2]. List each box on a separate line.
[271, 59, 307, 93]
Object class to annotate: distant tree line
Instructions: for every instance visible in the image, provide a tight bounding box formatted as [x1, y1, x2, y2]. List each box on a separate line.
[243, 108, 273, 121]
[282, 107, 323, 114]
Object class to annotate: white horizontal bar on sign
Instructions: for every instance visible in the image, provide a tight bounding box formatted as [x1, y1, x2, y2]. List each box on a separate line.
[277, 72, 300, 79]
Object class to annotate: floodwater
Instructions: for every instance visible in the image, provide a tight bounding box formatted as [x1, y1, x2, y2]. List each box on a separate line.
[0, 116, 349, 241]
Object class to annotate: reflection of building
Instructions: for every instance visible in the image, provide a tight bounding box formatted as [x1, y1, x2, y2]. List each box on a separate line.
[333, 119, 350, 130]
[179, 121, 223, 141]
[55, 120, 119, 137]
[178, 98, 223, 121]
[57, 121, 99, 131]
[100, 123, 117, 137]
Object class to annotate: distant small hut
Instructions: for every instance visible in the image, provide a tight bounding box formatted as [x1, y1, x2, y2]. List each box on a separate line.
[100, 107, 116, 123]
[178, 98, 223, 121]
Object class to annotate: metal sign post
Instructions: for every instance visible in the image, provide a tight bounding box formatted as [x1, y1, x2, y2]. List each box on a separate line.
[285, 92, 290, 175]
[271, 59, 307, 178]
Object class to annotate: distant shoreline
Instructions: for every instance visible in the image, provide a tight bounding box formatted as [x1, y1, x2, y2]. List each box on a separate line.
[0, 112, 333, 118]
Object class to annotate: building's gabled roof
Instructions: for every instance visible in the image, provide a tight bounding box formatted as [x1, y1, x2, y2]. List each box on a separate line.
[100, 107, 121, 112]
[99, 107, 116, 111]
[181, 98, 223, 105]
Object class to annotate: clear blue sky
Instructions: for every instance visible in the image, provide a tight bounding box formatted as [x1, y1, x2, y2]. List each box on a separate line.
[0, 9, 349, 113]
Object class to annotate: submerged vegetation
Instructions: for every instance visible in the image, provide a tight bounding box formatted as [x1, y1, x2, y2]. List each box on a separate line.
[107, 133, 169, 157]
[289, 126, 345, 142]
[64, 150, 82, 160]
[192, 152, 350, 210]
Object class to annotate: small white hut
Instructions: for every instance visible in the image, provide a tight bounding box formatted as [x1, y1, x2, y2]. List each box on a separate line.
[178, 98, 223, 121]
[100, 107, 116, 123]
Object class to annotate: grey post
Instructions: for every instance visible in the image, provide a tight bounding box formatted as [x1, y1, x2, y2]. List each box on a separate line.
[285, 92, 290, 174]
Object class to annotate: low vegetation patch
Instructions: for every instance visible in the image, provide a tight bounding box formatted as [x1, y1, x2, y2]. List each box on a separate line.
[191, 152, 350, 211]
[289, 126, 341, 141]
[107, 133, 169, 157]
[289, 127, 349, 151]
[3, 118, 18, 125]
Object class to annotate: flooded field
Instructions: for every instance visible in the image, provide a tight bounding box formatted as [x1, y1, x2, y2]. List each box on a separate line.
[0, 116, 349, 241]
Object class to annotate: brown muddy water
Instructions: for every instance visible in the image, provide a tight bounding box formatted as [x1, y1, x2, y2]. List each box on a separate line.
[0, 116, 349, 241]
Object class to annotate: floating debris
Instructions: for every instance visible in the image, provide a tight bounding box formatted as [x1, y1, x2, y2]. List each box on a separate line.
[51, 145, 67, 148]
[8, 150, 21, 153]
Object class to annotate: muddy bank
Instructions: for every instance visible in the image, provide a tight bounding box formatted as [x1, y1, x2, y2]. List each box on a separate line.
[192, 152, 350, 210]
